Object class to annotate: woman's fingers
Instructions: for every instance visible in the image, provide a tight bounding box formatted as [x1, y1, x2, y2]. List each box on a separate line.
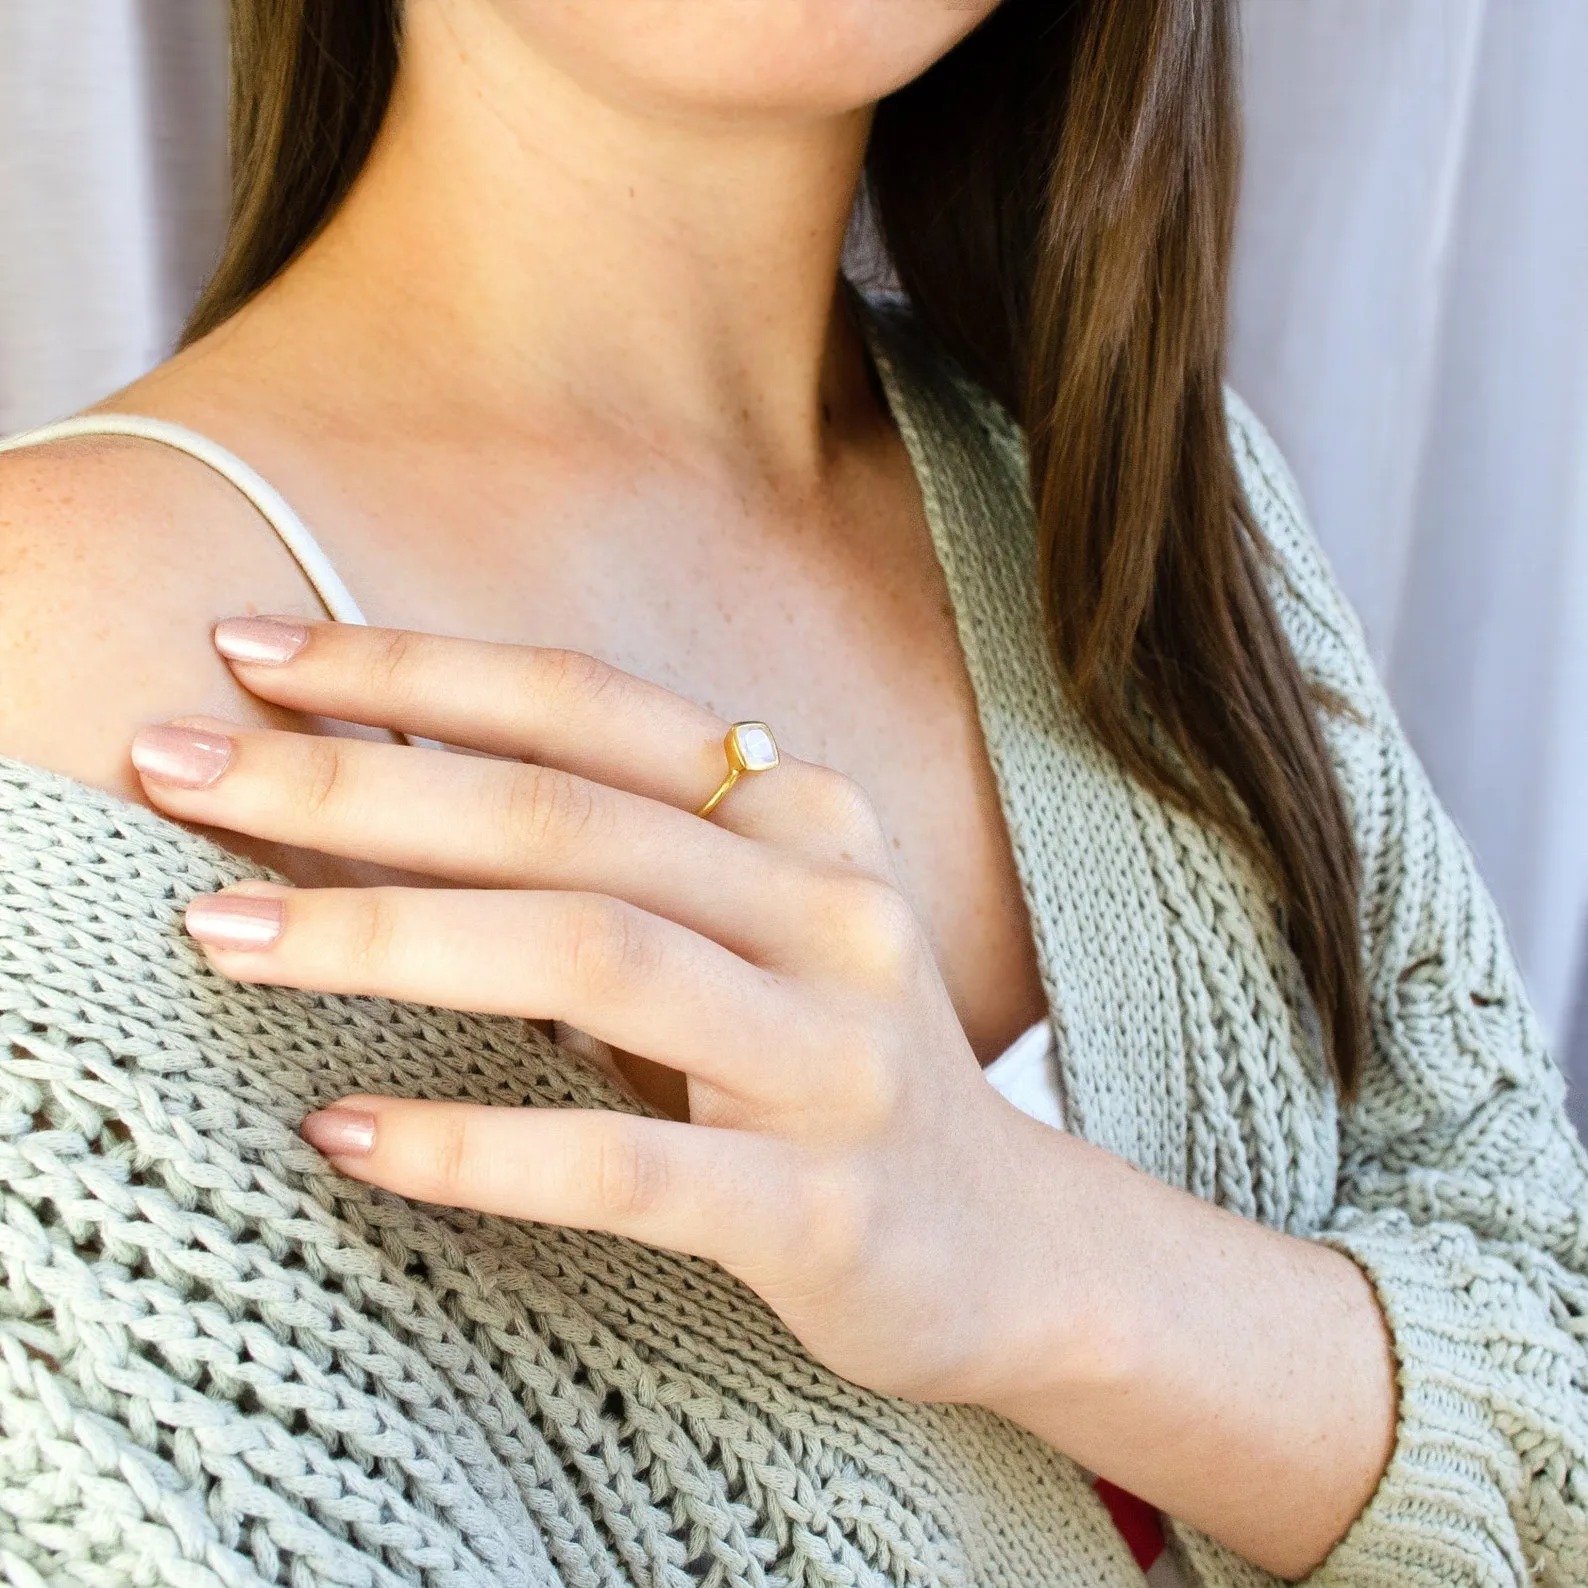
[212, 617, 890, 869]
[301, 1097, 802, 1274]
[187, 882, 818, 1098]
[135, 716, 818, 966]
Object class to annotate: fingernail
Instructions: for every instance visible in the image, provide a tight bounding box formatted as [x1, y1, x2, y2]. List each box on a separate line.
[131, 724, 234, 788]
[214, 615, 310, 666]
[301, 1108, 376, 1158]
[185, 892, 284, 950]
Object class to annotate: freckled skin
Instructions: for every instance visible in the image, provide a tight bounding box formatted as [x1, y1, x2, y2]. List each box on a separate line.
[0, 0, 1037, 1066]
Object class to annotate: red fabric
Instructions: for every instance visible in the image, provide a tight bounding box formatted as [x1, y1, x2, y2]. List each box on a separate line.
[1093, 1478, 1165, 1572]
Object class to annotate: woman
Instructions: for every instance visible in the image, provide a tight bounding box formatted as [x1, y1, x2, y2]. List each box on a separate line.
[0, 1, 1581, 1583]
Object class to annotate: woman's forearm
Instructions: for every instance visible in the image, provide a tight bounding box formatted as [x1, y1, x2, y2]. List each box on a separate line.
[974, 1128, 1398, 1580]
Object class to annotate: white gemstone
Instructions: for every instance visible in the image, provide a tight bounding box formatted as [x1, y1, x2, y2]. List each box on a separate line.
[735, 723, 778, 771]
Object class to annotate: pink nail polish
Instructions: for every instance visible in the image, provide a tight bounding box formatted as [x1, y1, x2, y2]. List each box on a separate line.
[131, 724, 234, 788]
[185, 893, 284, 950]
[301, 1109, 376, 1158]
[214, 616, 310, 666]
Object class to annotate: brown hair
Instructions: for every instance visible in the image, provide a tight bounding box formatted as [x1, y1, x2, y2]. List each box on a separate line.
[185, 2, 400, 344]
[188, 0, 1366, 1092]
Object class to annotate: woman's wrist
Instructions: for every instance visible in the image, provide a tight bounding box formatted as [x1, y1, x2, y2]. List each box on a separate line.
[955, 1120, 1398, 1579]
[935, 1119, 1148, 1412]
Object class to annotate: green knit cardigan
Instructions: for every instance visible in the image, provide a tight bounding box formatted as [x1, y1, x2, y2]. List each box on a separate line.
[1, 307, 1584, 1588]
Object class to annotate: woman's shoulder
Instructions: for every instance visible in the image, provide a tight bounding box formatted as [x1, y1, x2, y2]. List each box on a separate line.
[0, 393, 319, 808]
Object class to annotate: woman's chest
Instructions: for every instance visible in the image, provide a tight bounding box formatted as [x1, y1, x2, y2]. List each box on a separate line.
[265, 448, 1049, 1068]
[233, 421, 1339, 1212]
[624, 541, 1050, 1065]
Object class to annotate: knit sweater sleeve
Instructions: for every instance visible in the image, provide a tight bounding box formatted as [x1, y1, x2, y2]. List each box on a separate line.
[1225, 392, 1588, 1588]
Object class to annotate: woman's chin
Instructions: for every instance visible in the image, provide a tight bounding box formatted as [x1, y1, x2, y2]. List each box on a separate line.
[476, 0, 1003, 122]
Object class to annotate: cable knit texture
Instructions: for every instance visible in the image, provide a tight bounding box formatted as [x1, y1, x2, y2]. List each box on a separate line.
[0, 303, 1584, 1586]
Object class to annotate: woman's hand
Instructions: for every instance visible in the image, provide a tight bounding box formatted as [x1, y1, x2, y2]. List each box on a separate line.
[131, 614, 1400, 1577]
[129, 615, 1080, 1406]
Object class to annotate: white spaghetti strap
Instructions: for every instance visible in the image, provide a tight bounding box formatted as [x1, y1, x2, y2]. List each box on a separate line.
[0, 414, 370, 626]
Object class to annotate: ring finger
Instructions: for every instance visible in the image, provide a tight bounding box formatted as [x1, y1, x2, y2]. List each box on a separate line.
[187, 880, 821, 1101]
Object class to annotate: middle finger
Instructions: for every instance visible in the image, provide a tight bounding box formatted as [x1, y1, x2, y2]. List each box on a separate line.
[131, 718, 825, 969]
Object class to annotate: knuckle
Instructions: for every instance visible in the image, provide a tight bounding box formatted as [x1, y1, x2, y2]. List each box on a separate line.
[533, 646, 623, 716]
[502, 764, 599, 850]
[585, 1119, 669, 1222]
[426, 1112, 472, 1200]
[347, 890, 400, 977]
[365, 626, 425, 701]
[841, 1025, 906, 1130]
[830, 874, 921, 988]
[783, 1154, 874, 1283]
[300, 735, 350, 820]
[801, 765, 885, 849]
[558, 895, 654, 997]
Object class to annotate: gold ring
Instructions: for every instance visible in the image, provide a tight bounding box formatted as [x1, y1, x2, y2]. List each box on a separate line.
[695, 721, 780, 818]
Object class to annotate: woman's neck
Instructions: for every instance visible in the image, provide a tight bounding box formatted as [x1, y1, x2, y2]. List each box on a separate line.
[231, 0, 877, 487]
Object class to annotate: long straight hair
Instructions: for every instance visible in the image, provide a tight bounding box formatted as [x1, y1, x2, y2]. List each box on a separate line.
[187, 0, 1367, 1092]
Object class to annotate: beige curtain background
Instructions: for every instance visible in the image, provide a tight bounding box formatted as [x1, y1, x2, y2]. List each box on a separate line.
[4, 2, 1586, 1127]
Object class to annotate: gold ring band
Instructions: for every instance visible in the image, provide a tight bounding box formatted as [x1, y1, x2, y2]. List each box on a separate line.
[696, 721, 780, 818]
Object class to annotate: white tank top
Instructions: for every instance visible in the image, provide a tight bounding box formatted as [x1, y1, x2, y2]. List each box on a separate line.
[0, 413, 1189, 1585]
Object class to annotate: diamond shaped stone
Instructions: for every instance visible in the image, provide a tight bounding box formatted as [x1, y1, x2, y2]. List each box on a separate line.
[733, 722, 778, 772]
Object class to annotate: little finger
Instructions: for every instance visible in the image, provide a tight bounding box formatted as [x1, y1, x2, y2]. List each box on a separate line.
[300, 1097, 806, 1275]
